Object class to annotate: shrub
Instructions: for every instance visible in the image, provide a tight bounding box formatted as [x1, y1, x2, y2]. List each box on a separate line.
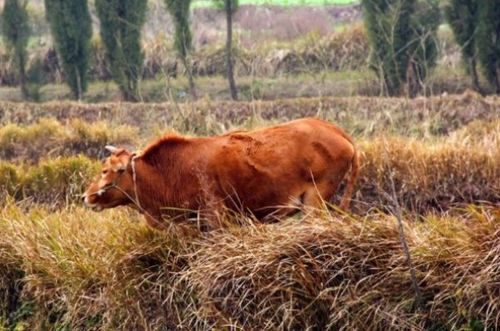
[362, 0, 440, 96]
[3, 205, 497, 329]
[21, 156, 99, 204]
[476, 0, 500, 93]
[0, 118, 138, 163]
[164, 0, 196, 98]
[443, 0, 481, 91]
[1, 0, 31, 98]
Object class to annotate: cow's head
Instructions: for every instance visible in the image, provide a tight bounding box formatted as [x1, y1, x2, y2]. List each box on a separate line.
[82, 145, 136, 211]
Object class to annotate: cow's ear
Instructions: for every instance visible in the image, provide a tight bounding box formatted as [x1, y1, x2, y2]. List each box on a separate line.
[111, 150, 133, 172]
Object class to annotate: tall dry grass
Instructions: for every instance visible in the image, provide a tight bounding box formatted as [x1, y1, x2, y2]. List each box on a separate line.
[357, 133, 499, 212]
[0, 203, 498, 330]
[1, 93, 498, 136]
[0, 118, 138, 163]
[1, 120, 498, 211]
[0, 156, 98, 204]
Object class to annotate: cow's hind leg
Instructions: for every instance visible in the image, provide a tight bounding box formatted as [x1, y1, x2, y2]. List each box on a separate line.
[301, 179, 342, 216]
[298, 186, 327, 218]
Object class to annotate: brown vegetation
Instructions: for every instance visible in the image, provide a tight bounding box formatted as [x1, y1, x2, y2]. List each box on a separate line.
[0, 204, 498, 330]
[1, 93, 498, 135]
[0, 118, 137, 163]
[0, 93, 498, 329]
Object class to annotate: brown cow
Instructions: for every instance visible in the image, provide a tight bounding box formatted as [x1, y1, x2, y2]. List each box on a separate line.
[83, 118, 359, 229]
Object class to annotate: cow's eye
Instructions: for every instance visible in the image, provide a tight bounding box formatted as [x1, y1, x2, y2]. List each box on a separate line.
[102, 170, 108, 175]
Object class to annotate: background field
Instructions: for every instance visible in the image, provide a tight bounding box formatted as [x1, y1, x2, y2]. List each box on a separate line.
[195, 0, 358, 6]
[0, 93, 499, 330]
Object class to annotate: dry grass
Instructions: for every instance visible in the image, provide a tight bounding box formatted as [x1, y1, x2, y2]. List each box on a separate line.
[0, 203, 201, 330]
[1, 93, 498, 136]
[0, 118, 138, 163]
[0, 119, 498, 211]
[357, 132, 500, 212]
[188, 207, 499, 330]
[0, 94, 498, 329]
[0, 156, 98, 204]
[0, 203, 498, 330]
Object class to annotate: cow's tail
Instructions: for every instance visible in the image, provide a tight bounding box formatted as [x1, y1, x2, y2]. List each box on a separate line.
[339, 147, 360, 211]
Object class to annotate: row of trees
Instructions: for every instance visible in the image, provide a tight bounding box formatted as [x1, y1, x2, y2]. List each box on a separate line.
[3, 0, 499, 100]
[362, 0, 500, 96]
[1, 0, 240, 101]
[444, 0, 500, 94]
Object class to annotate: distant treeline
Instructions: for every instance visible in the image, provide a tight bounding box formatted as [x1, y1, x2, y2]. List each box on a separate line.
[1, 0, 499, 101]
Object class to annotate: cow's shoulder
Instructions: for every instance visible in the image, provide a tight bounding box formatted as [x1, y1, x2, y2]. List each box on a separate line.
[139, 134, 192, 163]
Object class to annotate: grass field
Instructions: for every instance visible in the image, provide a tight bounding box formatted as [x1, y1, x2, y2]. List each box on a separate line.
[0, 92, 499, 330]
[195, 0, 358, 6]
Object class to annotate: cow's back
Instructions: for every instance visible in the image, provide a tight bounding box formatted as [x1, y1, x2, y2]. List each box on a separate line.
[205, 118, 356, 218]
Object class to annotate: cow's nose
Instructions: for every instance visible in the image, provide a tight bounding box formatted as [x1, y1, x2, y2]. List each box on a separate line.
[81, 194, 87, 203]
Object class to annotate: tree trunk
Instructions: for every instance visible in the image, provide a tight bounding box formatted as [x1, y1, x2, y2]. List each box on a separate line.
[495, 66, 500, 94]
[225, 0, 238, 100]
[17, 48, 28, 99]
[123, 77, 140, 102]
[75, 66, 83, 101]
[469, 57, 482, 93]
[182, 56, 197, 99]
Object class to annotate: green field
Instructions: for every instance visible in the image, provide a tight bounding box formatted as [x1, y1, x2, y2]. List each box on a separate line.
[195, 0, 358, 7]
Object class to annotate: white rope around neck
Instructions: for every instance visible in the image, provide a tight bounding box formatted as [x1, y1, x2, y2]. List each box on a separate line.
[131, 155, 142, 210]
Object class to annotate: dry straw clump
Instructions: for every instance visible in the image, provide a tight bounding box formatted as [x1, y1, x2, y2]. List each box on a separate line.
[357, 132, 500, 212]
[0, 118, 138, 163]
[0, 204, 201, 330]
[187, 207, 499, 330]
[0, 204, 498, 330]
[0, 156, 99, 204]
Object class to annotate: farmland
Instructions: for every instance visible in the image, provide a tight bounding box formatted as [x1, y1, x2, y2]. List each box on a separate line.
[1, 1, 500, 330]
[0, 93, 499, 330]
[195, 0, 358, 6]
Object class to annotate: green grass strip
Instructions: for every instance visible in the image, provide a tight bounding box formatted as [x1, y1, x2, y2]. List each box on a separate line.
[194, 0, 358, 8]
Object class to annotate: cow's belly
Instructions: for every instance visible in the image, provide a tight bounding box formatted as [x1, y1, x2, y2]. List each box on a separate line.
[216, 168, 324, 219]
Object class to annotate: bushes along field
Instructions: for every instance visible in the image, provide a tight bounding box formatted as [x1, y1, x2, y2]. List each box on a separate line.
[1, 92, 498, 135]
[0, 118, 138, 163]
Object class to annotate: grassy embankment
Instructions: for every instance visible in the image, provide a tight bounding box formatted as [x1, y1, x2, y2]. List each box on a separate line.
[0, 94, 499, 330]
[195, 0, 358, 6]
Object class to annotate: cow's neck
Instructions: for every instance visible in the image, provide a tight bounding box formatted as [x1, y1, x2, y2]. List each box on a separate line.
[129, 156, 198, 221]
[127, 158, 167, 219]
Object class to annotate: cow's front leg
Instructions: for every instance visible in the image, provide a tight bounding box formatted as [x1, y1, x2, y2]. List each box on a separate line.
[199, 199, 228, 231]
[143, 213, 167, 230]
